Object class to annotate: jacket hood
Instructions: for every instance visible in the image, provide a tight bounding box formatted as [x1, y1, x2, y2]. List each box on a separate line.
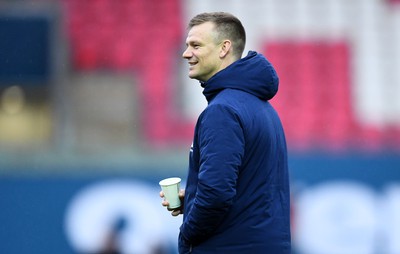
[201, 51, 279, 102]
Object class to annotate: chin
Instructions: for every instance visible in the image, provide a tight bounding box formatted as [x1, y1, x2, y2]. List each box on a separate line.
[188, 73, 198, 79]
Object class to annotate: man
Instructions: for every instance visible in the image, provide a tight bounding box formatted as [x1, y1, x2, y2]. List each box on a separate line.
[161, 12, 291, 253]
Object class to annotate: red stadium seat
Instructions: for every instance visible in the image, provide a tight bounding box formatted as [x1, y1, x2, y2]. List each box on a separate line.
[62, 0, 190, 144]
[265, 40, 361, 151]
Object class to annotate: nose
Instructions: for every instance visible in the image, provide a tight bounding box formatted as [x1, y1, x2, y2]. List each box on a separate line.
[182, 47, 191, 59]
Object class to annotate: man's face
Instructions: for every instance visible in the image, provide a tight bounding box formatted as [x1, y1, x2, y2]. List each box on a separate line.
[182, 22, 223, 82]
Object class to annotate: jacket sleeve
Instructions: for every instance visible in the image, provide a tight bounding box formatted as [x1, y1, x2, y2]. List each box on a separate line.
[180, 104, 245, 244]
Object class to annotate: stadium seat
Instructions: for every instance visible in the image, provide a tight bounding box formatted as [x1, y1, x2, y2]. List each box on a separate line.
[62, 0, 190, 144]
[265, 40, 361, 151]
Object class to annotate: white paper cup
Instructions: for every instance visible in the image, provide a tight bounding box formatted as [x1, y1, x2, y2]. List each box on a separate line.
[159, 177, 181, 209]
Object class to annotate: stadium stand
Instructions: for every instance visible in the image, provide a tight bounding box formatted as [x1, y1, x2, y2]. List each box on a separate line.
[61, 0, 400, 152]
[265, 41, 357, 150]
[62, 0, 193, 146]
[266, 39, 400, 151]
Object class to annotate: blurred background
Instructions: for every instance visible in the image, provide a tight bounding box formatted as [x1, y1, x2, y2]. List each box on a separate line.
[0, 0, 399, 253]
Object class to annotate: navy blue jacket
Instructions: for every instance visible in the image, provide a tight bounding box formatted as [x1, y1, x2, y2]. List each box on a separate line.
[179, 51, 291, 253]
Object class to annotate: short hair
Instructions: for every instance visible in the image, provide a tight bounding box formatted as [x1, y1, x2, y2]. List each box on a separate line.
[188, 12, 246, 59]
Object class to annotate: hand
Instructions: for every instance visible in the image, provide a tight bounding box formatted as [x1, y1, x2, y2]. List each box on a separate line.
[160, 189, 185, 216]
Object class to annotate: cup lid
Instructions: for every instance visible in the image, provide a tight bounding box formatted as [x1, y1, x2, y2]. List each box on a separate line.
[159, 177, 181, 186]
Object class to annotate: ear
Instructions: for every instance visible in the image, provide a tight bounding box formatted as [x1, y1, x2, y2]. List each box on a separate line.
[219, 40, 232, 58]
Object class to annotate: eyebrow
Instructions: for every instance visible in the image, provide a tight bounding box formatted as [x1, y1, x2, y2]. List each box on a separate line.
[186, 39, 202, 46]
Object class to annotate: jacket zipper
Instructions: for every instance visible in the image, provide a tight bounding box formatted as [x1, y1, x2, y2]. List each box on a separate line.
[189, 244, 193, 253]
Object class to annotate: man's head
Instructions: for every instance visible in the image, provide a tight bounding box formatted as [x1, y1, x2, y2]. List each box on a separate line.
[182, 12, 246, 82]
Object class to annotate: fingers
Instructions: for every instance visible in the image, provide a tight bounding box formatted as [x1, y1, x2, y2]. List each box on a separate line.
[161, 198, 169, 208]
[179, 189, 185, 198]
[171, 210, 181, 216]
[160, 191, 170, 208]
[163, 201, 182, 216]
[162, 200, 169, 206]
[160, 189, 184, 216]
